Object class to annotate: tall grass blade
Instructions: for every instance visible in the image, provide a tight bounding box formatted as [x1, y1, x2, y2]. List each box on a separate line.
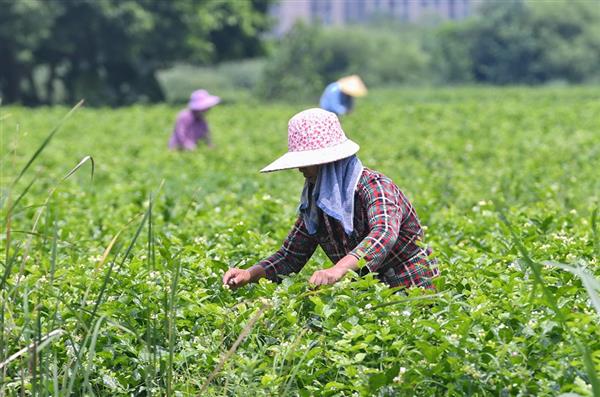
[33, 302, 42, 395]
[0, 243, 20, 292]
[7, 100, 84, 192]
[4, 199, 13, 268]
[91, 209, 149, 320]
[50, 215, 58, 285]
[543, 261, 600, 317]
[52, 357, 59, 397]
[83, 315, 106, 395]
[11, 156, 95, 303]
[3, 178, 35, 225]
[199, 301, 270, 394]
[592, 207, 599, 257]
[281, 333, 317, 396]
[62, 155, 94, 181]
[0, 243, 20, 372]
[145, 193, 157, 392]
[94, 230, 123, 272]
[167, 260, 182, 397]
[81, 214, 137, 304]
[66, 201, 150, 395]
[498, 208, 600, 396]
[0, 329, 65, 370]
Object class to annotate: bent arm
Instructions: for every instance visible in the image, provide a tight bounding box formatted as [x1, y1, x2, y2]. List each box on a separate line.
[169, 115, 197, 150]
[328, 90, 350, 115]
[349, 179, 403, 273]
[331, 96, 349, 115]
[257, 216, 318, 282]
[320, 84, 349, 115]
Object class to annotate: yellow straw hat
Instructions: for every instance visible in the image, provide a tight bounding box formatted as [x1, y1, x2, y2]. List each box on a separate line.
[337, 75, 368, 97]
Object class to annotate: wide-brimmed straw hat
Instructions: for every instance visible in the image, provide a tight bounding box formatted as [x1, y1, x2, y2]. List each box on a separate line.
[188, 89, 220, 111]
[337, 75, 368, 97]
[260, 108, 360, 173]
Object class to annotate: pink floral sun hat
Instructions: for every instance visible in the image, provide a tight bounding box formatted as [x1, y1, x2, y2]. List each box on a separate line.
[188, 89, 220, 111]
[260, 108, 360, 173]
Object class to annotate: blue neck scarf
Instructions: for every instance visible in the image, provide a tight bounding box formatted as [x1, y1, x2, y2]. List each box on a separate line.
[299, 155, 364, 235]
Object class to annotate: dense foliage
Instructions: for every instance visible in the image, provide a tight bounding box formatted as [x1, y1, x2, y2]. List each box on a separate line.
[157, 59, 267, 104]
[4, 0, 600, 107]
[0, 0, 272, 106]
[1, 87, 599, 395]
[258, 23, 432, 103]
[433, 0, 600, 84]
[260, 0, 600, 101]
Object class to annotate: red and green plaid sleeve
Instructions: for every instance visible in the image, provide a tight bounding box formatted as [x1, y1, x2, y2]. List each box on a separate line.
[257, 215, 318, 282]
[349, 175, 405, 272]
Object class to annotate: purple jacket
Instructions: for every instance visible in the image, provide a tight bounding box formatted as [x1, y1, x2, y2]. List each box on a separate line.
[168, 109, 210, 150]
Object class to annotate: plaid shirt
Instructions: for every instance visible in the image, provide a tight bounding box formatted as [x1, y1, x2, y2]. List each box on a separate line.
[258, 168, 439, 289]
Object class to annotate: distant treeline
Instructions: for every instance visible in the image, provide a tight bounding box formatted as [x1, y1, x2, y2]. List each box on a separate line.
[260, 0, 600, 102]
[0, 0, 272, 106]
[2, 0, 599, 106]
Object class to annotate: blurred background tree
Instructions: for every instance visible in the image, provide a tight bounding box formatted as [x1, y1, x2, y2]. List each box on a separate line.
[0, 0, 57, 105]
[259, 0, 600, 102]
[2, 0, 599, 106]
[434, 0, 600, 85]
[0, 0, 273, 106]
[257, 22, 431, 103]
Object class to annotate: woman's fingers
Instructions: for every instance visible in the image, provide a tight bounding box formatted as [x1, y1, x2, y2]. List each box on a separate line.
[310, 269, 341, 286]
[222, 269, 234, 284]
[314, 274, 323, 285]
[224, 268, 252, 289]
[223, 268, 240, 285]
[309, 271, 320, 285]
[310, 270, 331, 285]
[229, 275, 240, 288]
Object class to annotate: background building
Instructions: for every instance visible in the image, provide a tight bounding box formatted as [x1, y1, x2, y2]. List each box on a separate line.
[271, 0, 473, 35]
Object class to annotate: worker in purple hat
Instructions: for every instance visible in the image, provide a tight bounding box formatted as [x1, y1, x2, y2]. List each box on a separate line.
[168, 89, 220, 150]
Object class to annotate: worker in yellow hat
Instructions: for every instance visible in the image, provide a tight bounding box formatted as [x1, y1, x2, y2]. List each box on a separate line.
[319, 75, 367, 116]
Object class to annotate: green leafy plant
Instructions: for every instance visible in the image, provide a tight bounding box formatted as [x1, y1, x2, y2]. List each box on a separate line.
[1, 86, 598, 395]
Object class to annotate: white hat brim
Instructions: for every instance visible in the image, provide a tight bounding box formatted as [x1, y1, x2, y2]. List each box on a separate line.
[260, 139, 360, 173]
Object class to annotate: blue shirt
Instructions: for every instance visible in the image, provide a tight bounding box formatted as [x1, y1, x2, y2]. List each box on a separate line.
[319, 82, 354, 115]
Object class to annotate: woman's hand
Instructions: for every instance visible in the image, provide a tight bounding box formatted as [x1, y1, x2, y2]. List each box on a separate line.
[309, 255, 359, 286]
[223, 268, 252, 289]
[309, 266, 347, 285]
[222, 265, 265, 289]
